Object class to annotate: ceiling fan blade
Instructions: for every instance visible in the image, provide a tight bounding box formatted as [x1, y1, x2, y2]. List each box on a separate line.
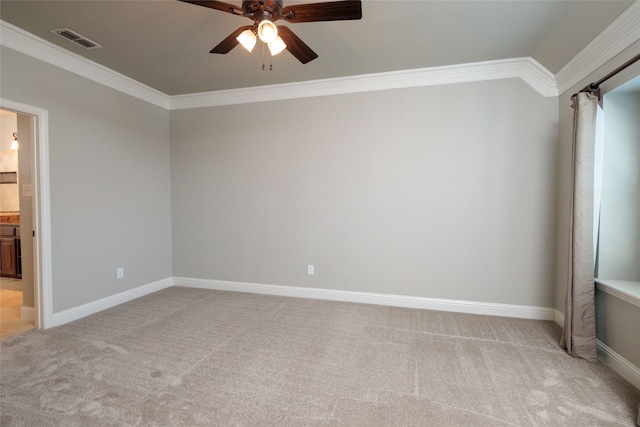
[281, 0, 362, 23]
[210, 25, 252, 54]
[178, 0, 243, 16]
[277, 26, 318, 64]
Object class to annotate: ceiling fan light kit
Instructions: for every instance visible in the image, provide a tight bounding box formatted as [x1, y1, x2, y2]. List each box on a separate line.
[236, 29, 257, 52]
[180, 0, 362, 64]
[235, 24, 286, 57]
[268, 37, 287, 56]
[257, 19, 278, 43]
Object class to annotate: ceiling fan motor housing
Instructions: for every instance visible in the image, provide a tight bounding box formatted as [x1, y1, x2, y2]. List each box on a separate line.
[242, 0, 284, 21]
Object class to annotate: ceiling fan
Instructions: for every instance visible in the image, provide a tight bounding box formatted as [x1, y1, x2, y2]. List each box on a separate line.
[179, 0, 362, 64]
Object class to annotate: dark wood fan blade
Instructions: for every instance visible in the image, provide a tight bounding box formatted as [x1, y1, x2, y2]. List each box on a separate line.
[281, 0, 361, 23]
[277, 26, 318, 64]
[178, 0, 243, 16]
[210, 25, 252, 54]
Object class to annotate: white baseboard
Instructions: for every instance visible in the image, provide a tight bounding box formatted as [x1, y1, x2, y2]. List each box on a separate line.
[51, 277, 173, 327]
[173, 277, 555, 321]
[21, 306, 35, 322]
[596, 339, 640, 390]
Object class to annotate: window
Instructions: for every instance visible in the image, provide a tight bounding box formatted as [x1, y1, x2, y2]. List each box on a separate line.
[595, 75, 640, 304]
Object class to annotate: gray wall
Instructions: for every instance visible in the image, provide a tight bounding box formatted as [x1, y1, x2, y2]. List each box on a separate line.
[0, 46, 173, 312]
[554, 40, 640, 314]
[598, 91, 640, 280]
[171, 78, 559, 307]
[595, 289, 640, 372]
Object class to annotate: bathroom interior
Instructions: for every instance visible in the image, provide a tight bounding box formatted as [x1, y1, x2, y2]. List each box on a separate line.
[0, 109, 34, 338]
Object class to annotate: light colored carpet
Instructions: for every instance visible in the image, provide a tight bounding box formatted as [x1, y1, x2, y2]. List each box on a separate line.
[1, 287, 638, 426]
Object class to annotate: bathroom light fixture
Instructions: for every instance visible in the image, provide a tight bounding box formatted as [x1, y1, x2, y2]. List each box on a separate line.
[10, 133, 18, 150]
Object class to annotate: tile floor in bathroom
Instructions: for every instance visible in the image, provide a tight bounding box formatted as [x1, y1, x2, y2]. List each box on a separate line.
[0, 278, 34, 339]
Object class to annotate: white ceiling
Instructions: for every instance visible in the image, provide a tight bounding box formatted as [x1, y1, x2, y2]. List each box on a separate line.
[0, 0, 635, 96]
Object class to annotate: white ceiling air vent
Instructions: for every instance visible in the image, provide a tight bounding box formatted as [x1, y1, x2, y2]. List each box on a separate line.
[50, 28, 102, 49]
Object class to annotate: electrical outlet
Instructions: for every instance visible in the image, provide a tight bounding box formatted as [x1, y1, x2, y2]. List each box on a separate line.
[117, 267, 124, 279]
[307, 264, 314, 275]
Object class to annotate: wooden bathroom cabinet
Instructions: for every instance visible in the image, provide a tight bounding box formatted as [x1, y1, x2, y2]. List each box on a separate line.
[0, 224, 21, 278]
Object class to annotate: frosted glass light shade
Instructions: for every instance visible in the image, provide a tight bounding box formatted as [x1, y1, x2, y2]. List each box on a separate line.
[268, 36, 287, 56]
[257, 20, 278, 43]
[236, 29, 256, 52]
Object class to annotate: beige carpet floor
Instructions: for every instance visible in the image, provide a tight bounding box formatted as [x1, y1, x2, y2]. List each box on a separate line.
[1, 287, 639, 426]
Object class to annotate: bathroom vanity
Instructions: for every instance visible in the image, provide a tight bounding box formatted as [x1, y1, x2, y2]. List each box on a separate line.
[0, 223, 21, 278]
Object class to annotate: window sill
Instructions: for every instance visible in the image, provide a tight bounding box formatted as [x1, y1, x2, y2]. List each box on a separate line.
[595, 279, 640, 309]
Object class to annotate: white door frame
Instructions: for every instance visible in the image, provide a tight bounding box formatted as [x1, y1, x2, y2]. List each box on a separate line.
[1, 98, 53, 329]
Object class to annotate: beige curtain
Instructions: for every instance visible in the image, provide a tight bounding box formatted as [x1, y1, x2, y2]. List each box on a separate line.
[560, 92, 598, 363]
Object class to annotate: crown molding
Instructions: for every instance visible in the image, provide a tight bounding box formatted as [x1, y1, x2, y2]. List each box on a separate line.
[5, 2, 640, 107]
[555, 1, 640, 95]
[521, 57, 558, 97]
[170, 57, 557, 109]
[2, 19, 559, 110]
[0, 20, 170, 109]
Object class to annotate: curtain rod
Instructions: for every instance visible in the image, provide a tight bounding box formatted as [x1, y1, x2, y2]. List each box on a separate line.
[578, 52, 640, 95]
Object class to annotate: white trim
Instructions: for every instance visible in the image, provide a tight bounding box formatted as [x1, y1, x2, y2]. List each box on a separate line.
[0, 98, 52, 330]
[50, 277, 173, 327]
[596, 339, 640, 390]
[20, 306, 35, 323]
[555, 1, 640, 95]
[0, 20, 169, 109]
[521, 57, 558, 97]
[169, 57, 556, 109]
[3, 3, 639, 105]
[1, 18, 557, 109]
[595, 279, 640, 309]
[173, 277, 555, 320]
[554, 309, 565, 328]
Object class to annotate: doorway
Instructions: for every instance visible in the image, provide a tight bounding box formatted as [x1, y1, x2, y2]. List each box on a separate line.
[0, 99, 52, 332]
[0, 109, 34, 337]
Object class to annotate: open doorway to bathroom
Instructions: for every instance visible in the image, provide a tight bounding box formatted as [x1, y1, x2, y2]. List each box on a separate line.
[1, 109, 35, 338]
